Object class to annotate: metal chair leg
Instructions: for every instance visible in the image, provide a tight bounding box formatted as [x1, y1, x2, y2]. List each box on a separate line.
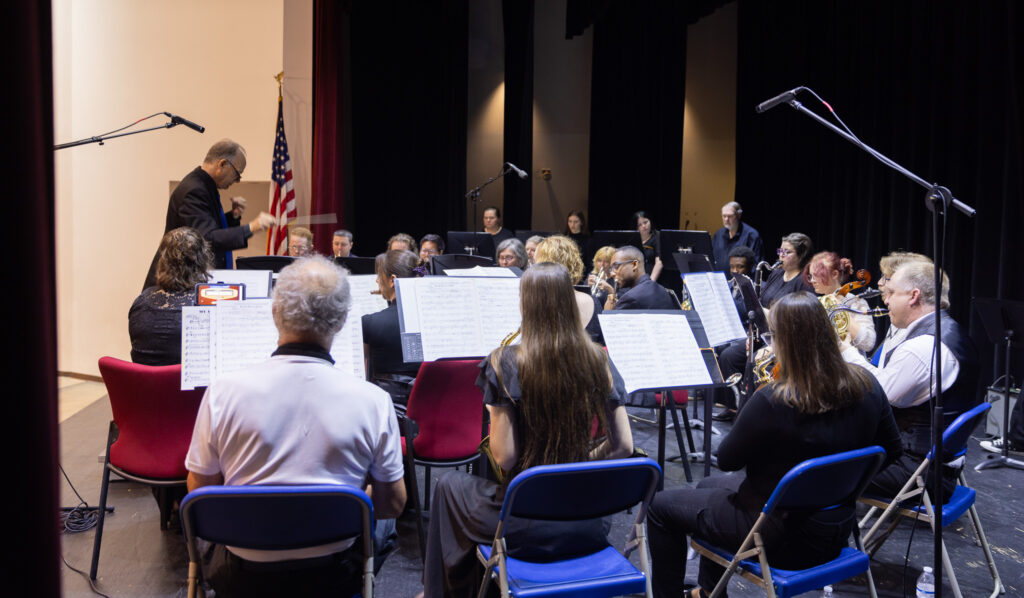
[90, 423, 116, 581]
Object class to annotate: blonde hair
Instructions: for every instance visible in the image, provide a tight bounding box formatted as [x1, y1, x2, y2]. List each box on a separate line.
[592, 245, 616, 272]
[879, 251, 930, 277]
[534, 235, 584, 283]
[289, 226, 313, 244]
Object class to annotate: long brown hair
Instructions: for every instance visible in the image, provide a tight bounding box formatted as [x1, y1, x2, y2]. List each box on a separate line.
[491, 262, 611, 472]
[769, 291, 873, 413]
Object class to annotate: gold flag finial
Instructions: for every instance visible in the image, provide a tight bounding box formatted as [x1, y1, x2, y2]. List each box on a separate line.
[275, 71, 285, 101]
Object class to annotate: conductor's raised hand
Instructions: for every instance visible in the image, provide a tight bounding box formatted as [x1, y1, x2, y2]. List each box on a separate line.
[230, 196, 248, 219]
[249, 211, 276, 233]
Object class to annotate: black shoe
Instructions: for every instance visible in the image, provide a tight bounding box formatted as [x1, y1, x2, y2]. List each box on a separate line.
[712, 409, 736, 422]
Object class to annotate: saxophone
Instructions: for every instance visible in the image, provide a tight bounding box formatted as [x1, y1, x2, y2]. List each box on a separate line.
[500, 328, 520, 347]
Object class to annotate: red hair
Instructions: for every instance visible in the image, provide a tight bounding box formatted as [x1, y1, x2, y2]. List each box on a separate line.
[804, 251, 853, 286]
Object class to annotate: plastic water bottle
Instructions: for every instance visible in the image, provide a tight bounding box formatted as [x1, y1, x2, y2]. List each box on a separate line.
[916, 566, 936, 597]
[820, 585, 834, 597]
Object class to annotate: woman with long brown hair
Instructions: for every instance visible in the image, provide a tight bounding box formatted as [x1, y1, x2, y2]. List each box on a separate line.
[420, 262, 633, 598]
[646, 292, 900, 598]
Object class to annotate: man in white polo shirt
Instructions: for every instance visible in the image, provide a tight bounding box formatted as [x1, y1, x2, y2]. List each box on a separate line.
[186, 255, 405, 596]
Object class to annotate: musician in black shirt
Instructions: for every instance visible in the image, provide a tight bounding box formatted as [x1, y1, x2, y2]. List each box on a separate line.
[362, 250, 422, 404]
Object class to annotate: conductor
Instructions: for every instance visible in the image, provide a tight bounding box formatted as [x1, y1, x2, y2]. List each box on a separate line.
[143, 139, 275, 289]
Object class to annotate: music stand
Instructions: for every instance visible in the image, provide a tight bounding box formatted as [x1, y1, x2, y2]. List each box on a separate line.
[431, 253, 495, 275]
[590, 230, 642, 252]
[446, 231, 496, 258]
[671, 252, 714, 274]
[335, 256, 376, 275]
[236, 255, 294, 273]
[660, 230, 714, 266]
[973, 297, 1024, 472]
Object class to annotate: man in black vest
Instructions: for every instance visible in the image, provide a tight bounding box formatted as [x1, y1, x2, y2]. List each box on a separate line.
[841, 261, 979, 499]
[604, 245, 677, 311]
[143, 139, 276, 289]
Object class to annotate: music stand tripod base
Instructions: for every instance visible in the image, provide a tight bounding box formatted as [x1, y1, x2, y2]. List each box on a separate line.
[975, 454, 1024, 472]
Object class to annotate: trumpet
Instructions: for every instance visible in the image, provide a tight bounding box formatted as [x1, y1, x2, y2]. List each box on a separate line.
[590, 268, 607, 296]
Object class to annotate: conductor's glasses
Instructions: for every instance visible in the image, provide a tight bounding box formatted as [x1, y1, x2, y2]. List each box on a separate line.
[224, 158, 243, 182]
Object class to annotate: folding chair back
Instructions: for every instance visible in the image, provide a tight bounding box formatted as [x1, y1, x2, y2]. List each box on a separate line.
[937, 401, 990, 459]
[765, 446, 887, 515]
[478, 458, 663, 598]
[180, 484, 375, 598]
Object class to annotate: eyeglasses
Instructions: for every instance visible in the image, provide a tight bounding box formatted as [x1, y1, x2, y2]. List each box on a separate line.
[878, 275, 891, 286]
[610, 259, 637, 270]
[224, 158, 242, 181]
[776, 248, 794, 257]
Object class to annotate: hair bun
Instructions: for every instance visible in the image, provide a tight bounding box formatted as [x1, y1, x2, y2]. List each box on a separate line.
[839, 257, 854, 275]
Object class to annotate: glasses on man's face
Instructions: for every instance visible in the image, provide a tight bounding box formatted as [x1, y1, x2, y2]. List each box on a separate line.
[776, 248, 794, 257]
[610, 260, 636, 271]
[878, 275, 891, 287]
[224, 158, 242, 181]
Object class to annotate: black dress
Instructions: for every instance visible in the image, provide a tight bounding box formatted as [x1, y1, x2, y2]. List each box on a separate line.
[759, 267, 813, 308]
[128, 287, 195, 366]
[421, 346, 626, 598]
[647, 373, 901, 597]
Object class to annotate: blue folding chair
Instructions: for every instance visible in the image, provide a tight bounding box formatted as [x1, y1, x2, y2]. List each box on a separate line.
[476, 457, 662, 598]
[691, 446, 887, 598]
[858, 402, 1004, 598]
[180, 484, 375, 598]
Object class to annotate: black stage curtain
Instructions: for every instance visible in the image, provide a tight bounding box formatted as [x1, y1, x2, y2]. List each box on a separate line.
[502, 0, 535, 232]
[735, 1, 1024, 380]
[5, 1, 60, 594]
[585, 1, 689, 232]
[345, 0, 468, 253]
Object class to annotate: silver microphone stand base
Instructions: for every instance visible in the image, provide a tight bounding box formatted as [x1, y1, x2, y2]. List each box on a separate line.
[974, 455, 1024, 472]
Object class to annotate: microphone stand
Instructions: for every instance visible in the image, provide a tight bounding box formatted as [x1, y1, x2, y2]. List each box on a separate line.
[465, 165, 513, 254]
[779, 95, 976, 597]
[54, 117, 192, 151]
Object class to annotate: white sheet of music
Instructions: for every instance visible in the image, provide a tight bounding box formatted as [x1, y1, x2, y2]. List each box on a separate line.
[599, 312, 712, 393]
[329, 275, 387, 378]
[444, 266, 518, 278]
[683, 272, 745, 347]
[396, 276, 521, 360]
[214, 300, 278, 378]
[181, 306, 214, 390]
[208, 269, 273, 298]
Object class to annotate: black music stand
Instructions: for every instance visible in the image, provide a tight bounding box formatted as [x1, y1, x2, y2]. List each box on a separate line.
[660, 230, 714, 265]
[334, 256, 376, 275]
[671, 252, 714, 274]
[514, 230, 554, 243]
[590, 230, 643, 252]
[973, 297, 1024, 472]
[446, 231, 496, 258]
[236, 255, 294, 273]
[431, 253, 495, 275]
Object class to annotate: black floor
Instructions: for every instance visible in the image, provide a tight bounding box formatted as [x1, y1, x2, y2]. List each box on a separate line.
[60, 394, 1024, 597]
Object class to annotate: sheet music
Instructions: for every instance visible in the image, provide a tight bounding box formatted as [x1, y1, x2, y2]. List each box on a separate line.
[396, 277, 521, 360]
[208, 269, 273, 298]
[444, 266, 518, 278]
[214, 300, 278, 378]
[599, 312, 713, 393]
[181, 306, 213, 390]
[683, 272, 745, 347]
[328, 275, 386, 378]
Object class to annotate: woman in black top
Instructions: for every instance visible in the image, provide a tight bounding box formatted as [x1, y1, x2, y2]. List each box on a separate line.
[129, 227, 212, 365]
[563, 209, 591, 258]
[362, 249, 422, 403]
[420, 262, 633, 598]
[759, 231, 814, 308]
[647, 292, 901, 598]
[632, 210, 663, 282]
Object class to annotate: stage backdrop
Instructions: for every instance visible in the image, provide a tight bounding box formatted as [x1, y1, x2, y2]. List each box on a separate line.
[734, 0, 1024, 380]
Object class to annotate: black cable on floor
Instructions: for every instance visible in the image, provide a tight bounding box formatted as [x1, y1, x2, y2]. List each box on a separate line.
[62, 555, 113, 598]
[59, 463, 102, 533]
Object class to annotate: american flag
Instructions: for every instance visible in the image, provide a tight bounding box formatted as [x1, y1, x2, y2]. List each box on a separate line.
[266, 100, 296, 255]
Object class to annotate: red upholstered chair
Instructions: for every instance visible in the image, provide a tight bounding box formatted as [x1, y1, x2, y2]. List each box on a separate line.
[89, 356, 206, 581]
[399, 359, 486, 560]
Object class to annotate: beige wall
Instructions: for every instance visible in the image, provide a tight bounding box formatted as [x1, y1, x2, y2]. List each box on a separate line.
[54, 0, 285, 376]
[680, 2, 737, 233]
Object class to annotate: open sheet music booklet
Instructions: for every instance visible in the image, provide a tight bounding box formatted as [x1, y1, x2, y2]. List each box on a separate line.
[180, 274, 387, 390]
[395, 276, 521, 362]
[599, 310, 724, 394]
[681, 271, 746, 348]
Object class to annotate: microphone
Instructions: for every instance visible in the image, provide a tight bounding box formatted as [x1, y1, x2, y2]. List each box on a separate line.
[165, 112, 205, 133]
[755, 87, 804, 114]
[505, 162, 528, 179]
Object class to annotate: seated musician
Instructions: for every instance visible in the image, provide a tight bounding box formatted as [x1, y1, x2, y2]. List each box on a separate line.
[495, 237, 528, 269]
[419, 262, 633, 598]
[362, 250, 423, 404]
[534, 235, 604, 343]
[647, 292, 900, 598]
[287, 226, 313, 257]
[873, 251, 933, 363]
[387, 232, 418, 254]
[841, 261, 977, 500]
[129, 227, 211, 366]
[713, 233, 815, 421]
[524, 235, 544, 266]
[588, 245, 617, 304]
[186, 256, 405, 596]
[805, 251, 876, 354]
[418, 233, 445, 267]
[482, 206, 515, 245]
[727, 245, 756, 324]
[604, 245, 676, 311]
